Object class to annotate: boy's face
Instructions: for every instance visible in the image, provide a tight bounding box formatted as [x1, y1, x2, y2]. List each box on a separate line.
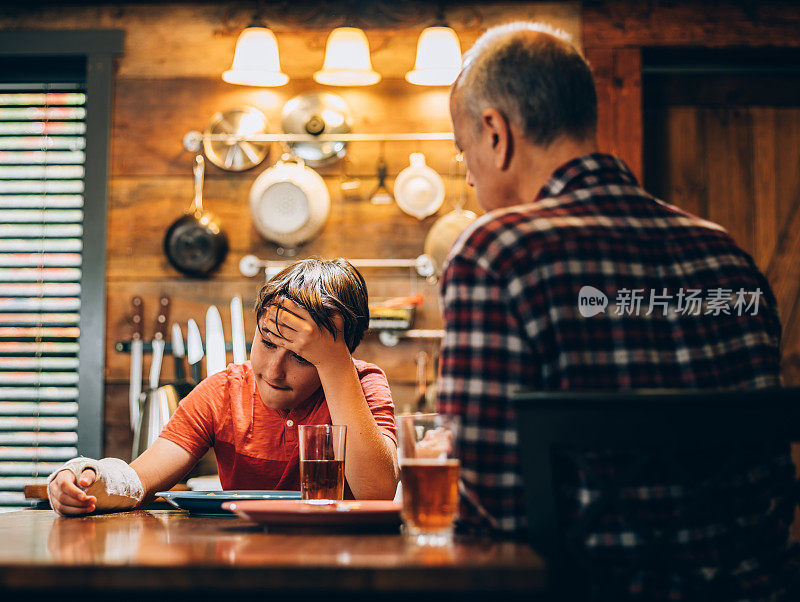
[250, 316, 322, 411]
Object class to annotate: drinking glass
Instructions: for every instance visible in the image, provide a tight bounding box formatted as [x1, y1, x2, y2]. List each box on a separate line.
[298, 424, 346, 500]
[397, 413, 460, 546]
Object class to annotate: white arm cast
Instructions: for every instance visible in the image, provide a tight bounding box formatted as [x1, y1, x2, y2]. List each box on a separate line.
[47, 457, 144, 515]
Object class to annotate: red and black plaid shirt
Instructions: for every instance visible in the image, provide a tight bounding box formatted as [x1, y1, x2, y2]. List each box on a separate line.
[437, 154, 792, 599]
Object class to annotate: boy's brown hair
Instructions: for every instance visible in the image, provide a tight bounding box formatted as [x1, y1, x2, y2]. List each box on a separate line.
[255, 258, 369, 353]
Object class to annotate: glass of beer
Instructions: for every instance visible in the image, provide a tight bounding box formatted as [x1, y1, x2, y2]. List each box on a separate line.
[298, 424, 346, 500]
[397, 413, 459, 546]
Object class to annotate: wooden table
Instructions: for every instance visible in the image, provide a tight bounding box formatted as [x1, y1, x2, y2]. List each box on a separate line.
[0, 510, 547, 600]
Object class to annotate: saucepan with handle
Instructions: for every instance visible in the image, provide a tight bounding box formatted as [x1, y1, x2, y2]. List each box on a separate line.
[164, 155, 229, 277]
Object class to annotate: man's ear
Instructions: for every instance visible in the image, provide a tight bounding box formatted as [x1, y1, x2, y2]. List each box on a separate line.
[481, 108, 512, 170]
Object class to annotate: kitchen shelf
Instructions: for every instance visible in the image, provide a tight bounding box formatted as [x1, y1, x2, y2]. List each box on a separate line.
[240, 254, 435, 279]
[375, 329, 444, 347]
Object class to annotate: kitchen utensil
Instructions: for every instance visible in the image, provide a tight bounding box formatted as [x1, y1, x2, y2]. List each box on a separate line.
[205, 305, 227, 377]
[230, 295, 247, 364]
[202, 106, 270, 172]
[339, 156, 361, 201]
[280, 92, 352, 166]
[369, 151, 392, 205]
[224, 499, 402, 528]
[170, 322, 195, 399]
[132, 384, 179, 460]
[128, 296, 143, 432]
[423, 153, 478, 276]
[187, 318, 204, 383]
[249, 154, 331, 250]
[423, 207, 477, 276]
[394, 153, 445, 220]
[163, 155, 229, 277]
[158, 490, 301, 516]
[413, 351, 428, 412]
[186, 475, 222, 491]
[171, 323, 186, 380]
[148, 296, 170, 390]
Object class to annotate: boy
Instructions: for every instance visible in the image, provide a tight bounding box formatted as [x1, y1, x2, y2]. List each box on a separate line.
[48, 258, 398, 515]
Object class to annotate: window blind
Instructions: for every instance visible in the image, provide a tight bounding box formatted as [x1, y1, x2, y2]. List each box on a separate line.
[0, 83, 86, 508]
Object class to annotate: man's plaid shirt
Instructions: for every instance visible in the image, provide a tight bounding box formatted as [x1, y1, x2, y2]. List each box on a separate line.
[437, 154, 793, 598]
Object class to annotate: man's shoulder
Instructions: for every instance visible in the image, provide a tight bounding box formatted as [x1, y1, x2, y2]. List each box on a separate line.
[450, 203, 572, 271]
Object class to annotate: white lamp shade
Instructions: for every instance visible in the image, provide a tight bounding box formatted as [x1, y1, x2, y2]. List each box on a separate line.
[223, 27, 289, 87]
[314, 27, 381, 86]
[406, 27, 462, 86]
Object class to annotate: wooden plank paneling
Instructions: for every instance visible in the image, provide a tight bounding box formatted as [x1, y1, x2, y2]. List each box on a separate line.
[664, 107, 706, 218]
[584, 1, 800, 48]
[585, 47, 642, 180]
[0, 3, 581, 78]
[751, 108, 779, 271]
[704, 108, 754, 253]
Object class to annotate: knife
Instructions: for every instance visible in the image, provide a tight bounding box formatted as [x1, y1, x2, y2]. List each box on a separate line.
[230, 295, 246, 364]
[128, 296, 143, 431]
[149, 295, 170, 390]
[171, 322, 186, 381]
[186, 319, 204, 384]
[205, 305, 226, 377]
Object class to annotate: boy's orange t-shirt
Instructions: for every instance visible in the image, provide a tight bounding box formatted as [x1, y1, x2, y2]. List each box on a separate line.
[159, 359, 396, 494]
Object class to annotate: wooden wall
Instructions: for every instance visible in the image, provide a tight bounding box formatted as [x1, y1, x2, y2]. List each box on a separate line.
[583, 0, 800, 387]
[0, 2, 581, 459]
[5, 1, 798, 461]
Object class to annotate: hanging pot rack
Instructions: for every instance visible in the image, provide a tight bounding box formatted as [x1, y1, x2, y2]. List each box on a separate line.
[184, 130, 454, 152]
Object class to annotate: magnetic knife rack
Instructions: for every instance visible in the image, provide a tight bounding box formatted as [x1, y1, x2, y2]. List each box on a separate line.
[115, 341, 252, 354]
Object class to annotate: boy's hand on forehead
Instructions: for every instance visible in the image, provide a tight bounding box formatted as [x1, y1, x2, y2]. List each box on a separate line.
[263, 298, 350, 368]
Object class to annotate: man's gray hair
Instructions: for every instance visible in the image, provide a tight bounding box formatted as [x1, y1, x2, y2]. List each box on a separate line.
[453, 21, 597, 146]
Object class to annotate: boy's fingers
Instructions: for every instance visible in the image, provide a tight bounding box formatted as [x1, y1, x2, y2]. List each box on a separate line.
[264, 325, 291, 343]
[56, 500, 96, 515]
[54, 487, 89, 507]
[269, 307, 298, 333]
[59, 474, 89, 500]
[53, 469, 84, 498]
[78, 468, 96, 488]
[278, 298, 309, 319]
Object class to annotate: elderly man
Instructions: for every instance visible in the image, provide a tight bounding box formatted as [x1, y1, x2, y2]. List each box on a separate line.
[438, 22, 794, 599]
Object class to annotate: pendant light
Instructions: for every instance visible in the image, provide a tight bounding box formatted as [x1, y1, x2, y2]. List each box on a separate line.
[314, 27, 381, 86]
[406, 26, 462, 86]
[223, 27, 289, 87]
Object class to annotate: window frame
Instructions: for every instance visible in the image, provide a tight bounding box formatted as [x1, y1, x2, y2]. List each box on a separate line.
[0, 30, 124, 458]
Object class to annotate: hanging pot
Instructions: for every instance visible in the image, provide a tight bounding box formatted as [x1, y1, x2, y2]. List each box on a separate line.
[249, 154, 331, 251]
[422, 152, 477, 277]
[280, 92, 352, 166]
[163, 155, 229, 277]
[395, 153, 445, 220]
[202, 106, 271, 172]
[423, 207, 477, 277]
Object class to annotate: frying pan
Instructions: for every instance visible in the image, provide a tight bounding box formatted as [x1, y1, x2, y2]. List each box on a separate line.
[164, 155, 229, 277]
